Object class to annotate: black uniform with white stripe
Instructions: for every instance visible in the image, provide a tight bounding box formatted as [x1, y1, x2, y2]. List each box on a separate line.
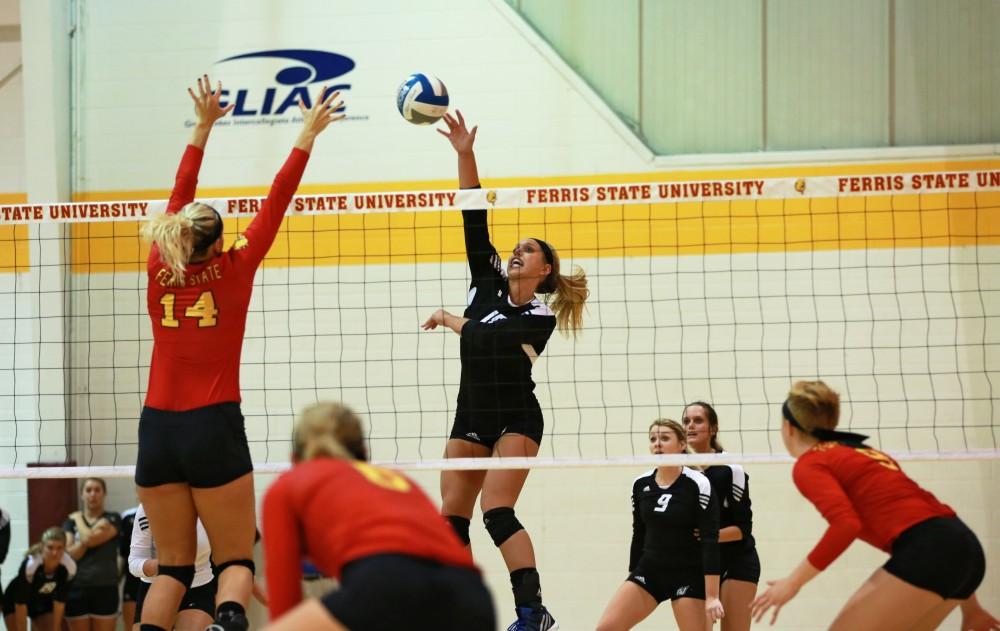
[627, 467, 720, 602]
[119, 507, 141, 603]
[703, 463, 761, 583]
[450, 203, 557, 448]
[12, 552, 77, 617]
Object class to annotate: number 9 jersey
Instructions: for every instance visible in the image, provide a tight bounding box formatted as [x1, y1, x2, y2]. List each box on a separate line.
[145, 144, 309, 411]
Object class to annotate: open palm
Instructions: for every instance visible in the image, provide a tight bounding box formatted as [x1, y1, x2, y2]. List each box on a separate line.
[437, 110, 478, 153]
[188, 74, 234, 126]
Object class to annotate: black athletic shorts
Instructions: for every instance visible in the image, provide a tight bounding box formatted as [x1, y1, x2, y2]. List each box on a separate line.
[627, 557, 705, 603]
[135, 578, 217, 620]
[135, 402, 253, 488]
[883, 516, 985, 599]
[0, 580, 11, 616]
[320, 554, 495, 631]
[0, 582, 48, 619]
[720, 543, 760, 584]
[31, 597, 55, 619]
[122, 573, 141, 603]
[450, 411, 544, 449]
[65, 584, 119, 619]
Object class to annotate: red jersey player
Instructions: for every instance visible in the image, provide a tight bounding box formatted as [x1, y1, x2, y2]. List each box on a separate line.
[751, 380, 998, 631]
[134, 75, 344, 631]
[260, 402, 495, 631]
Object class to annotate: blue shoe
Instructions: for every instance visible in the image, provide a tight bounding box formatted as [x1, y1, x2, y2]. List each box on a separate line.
[505, 606, 559, 631]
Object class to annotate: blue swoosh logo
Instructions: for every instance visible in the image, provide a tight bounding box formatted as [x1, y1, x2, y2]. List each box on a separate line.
[217, 49, 355, 85]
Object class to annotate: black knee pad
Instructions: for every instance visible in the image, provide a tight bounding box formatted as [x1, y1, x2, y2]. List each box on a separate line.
[215, 558, 256, 576]
[446, 515, 471, 546]
[483, 507, 524, 547]
[157, 564, 195, 588]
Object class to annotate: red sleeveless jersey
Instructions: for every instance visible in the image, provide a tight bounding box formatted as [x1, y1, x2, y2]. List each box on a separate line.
[262, 458, 475, 619]
[793, 442, 955, 570]
[144, 145, 309, 410]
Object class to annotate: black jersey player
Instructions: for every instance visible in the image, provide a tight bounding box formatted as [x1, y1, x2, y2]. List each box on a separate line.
[421, 111, 589, 631]
[597, 419, 724, 631]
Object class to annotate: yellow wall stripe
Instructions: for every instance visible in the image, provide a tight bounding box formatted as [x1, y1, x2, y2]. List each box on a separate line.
[0, 193, 29, 272]
[66, 191, 1000, 273]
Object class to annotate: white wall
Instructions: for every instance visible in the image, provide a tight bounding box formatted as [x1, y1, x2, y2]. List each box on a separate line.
[73, 0, 649, 194]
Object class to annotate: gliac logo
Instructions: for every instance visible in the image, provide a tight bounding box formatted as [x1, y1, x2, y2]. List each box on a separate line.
[215, 49, 355, 117]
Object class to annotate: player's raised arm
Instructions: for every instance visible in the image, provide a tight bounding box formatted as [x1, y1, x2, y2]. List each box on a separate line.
[234, 89, 345, 270]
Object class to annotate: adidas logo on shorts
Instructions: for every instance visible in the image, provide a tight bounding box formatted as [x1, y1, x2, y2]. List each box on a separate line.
[675, 585, 689, 597]
[633, 575, 646, 584]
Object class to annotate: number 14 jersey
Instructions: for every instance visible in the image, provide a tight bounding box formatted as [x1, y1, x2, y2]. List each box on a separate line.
[145, 144, 309, 411]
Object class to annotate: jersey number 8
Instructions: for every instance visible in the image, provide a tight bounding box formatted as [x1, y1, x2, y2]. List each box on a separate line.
[352, 462, 411, 493]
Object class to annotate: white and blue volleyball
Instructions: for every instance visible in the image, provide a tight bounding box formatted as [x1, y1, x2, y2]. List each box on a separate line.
[396, 73, 449, 125]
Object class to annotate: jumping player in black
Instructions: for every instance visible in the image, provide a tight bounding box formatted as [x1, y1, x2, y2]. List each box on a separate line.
[422, 111, 589, 631]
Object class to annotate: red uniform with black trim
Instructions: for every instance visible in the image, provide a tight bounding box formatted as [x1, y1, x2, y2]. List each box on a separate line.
[262, 458, 476, 620]
[145, 144, 309, 411]
[792, 441, 955, 570]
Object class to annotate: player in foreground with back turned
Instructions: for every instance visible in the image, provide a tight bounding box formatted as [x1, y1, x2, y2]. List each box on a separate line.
[422, 110, 589, 631]
[750, 380, 999, 630]
[261, 401, 495, 631]
[136, 75, 343, 631]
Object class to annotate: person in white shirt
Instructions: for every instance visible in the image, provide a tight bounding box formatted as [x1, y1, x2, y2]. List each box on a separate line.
[128, 504, 215, 631]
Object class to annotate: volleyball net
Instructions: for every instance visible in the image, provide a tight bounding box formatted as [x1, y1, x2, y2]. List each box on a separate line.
[1, 168, 998, 477]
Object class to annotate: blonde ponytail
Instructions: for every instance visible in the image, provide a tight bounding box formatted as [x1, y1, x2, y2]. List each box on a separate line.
[292, 401, 367, 462]
[141, 203, 221, 284]
[550, 266, 589, 336]
[533, 240, 589, 337]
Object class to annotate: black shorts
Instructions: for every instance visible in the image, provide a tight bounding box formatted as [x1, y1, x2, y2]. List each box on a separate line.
[0, 583, 48, 619]
[135, 403, 253, 488]
[450, 411, 543, 449]
[320, 554, 495, 631]
[720, 543, 760, 584]
[627, 557, 705, 603]
[883, 516, 985, 599]
[0, 582, 46, 618]
[135, 578, 217, 620]
[1, 580, 12, 616]
[122, 573, 141, 603]
[26, 596, 55, 620]
[65, 584, 119, 619]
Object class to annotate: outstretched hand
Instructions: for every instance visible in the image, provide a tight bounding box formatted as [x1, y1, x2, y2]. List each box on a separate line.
[421, 308, 448, 331]
[300, 89, 346, 135]
[750, 576, 801, 625]
[963, 606, 1000, 630]
[188, 74, 234, 127]
[437, 110, 477, 154]
[294, 89, 345, 152]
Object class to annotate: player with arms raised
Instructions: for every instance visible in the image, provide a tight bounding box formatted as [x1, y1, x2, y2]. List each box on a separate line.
[134, 75, 344, 631]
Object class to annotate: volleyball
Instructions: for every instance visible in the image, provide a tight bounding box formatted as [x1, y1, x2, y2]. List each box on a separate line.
[396, 73, 449, 125]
